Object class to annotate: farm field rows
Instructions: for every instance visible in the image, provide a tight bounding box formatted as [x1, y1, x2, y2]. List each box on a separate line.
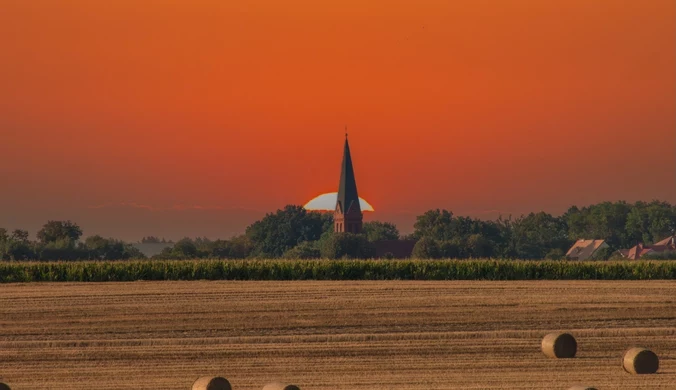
[0, 281, 675, 389]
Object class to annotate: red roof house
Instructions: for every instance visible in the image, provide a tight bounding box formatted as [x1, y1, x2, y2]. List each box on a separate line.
[619, 236, 676, 260]
[566, 239, 609, 260]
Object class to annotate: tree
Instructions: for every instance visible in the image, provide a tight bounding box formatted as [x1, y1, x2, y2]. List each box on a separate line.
[205, 236, 253, 259]
[10, 229, 29, 242]
[228, 235, 254, 258]
[82, 235, 143, 260]
[465, 234, 493, 258]
[208, 239, 233, 258]
[246, 205, 329, 257]
[284, 241, 321, 259]
[33, 221, 87, 260]
[154, 238, 199, 259]
[122, 244, 145, 259]
[563, 202, 632, 249]
[646, 202, 675, 242]
[506, 212, 570, 259]
[624, 201, 675, 244]
[439, 240, 461, 258]
[641, 251, 676, 260]
[545, 248, 565, 260]
[193, 236, 213, 252]
[84, 235, 113, 259]
[38, 238, 83, 261]
[0, 229, 8, 260]
[412, 209, 454, 240]
[412, 237, 441, 259]
[0, 228, 33, 260]
[362, 221, 400, 241]
[563, 201, 676, 250]
[172, 238, 199, 258]
[37, 220, 82, 244]
[5, 240, 35, 260]
[320, 233, 375, 259]
[414, 209, 504, 242]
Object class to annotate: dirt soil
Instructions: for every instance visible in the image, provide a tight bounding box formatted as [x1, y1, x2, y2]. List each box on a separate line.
[0, 281, 674, 389]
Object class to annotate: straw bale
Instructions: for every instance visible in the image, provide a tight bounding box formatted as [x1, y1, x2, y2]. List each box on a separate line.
[541, 332, 577, 358]
[622, 347, 659, 374]
[192, 376, 232, 390]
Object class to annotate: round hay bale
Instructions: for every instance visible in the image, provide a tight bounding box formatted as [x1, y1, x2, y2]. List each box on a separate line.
[622, 347, 659, 374]
[541, 332, 577, 358]
[263, 383, 301, 390]
[0, 383, 11, 390]
[568, 386, 597, 390]
[192, 376, 232, 390]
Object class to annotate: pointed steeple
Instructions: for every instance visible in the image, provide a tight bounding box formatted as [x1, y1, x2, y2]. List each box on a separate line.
[335, 133, 363, 233]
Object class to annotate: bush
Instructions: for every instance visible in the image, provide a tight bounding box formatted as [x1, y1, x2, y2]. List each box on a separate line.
[439, 240, 461, 258]
[466, 234, 493, 258]
[642, 251, 676, 260]
[245, 206, 330, 257]
[362, 221, 400, 242]
[412, 237, 441, 259]
[284, 241, 321, 259]
[608, 251, 626, 260]
[545, 248, 565, 260]
[320, 233, 375, 259]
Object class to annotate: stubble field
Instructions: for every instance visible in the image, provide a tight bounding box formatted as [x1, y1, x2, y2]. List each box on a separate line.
[0, 281, 674, 389]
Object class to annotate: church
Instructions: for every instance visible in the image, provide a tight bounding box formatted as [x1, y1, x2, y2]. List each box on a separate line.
[334, 135, 363, 234]
[333, 134, 416, 258]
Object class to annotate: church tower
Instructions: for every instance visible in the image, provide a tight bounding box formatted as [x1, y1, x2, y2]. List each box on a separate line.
[335, 134, 363, 233]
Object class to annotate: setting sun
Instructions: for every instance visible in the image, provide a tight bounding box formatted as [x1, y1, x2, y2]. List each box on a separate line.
[304, 193, 375, 212]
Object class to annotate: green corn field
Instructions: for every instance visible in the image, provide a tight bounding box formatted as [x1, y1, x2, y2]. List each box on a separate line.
[1, 259, 675, 282]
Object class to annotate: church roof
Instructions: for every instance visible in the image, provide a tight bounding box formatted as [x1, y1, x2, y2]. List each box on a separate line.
[336, 136, 361, 215]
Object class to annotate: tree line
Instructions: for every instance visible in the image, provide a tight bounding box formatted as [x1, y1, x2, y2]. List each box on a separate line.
[0, 221, 144, 260]
[1, 201, 675, 261]
[411, 200, 676, 260]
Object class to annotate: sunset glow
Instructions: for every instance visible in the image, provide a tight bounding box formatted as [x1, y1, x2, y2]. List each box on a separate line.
[0, 0, 674, 239]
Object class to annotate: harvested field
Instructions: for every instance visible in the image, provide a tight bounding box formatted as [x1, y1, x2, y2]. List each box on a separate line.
[0, 281, 675, 389]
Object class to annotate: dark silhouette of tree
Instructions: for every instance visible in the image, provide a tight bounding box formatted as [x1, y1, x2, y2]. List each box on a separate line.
[505, 212, 570, 259]
[412, 237, 441, 259]
[37, 220, 82, 244]
[284, 241, 321, 259]
[246, 205, 330, 257]
[320, 232, 375, 259]
[363, 221, 400, 241]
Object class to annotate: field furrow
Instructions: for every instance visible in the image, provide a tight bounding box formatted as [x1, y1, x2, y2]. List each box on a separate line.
[0, 281, 674, 389]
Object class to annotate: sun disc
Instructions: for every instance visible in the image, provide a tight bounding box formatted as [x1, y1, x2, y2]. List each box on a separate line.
[303, 192, 374, 212]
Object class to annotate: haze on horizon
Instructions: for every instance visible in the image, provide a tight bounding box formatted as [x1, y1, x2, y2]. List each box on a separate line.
[1, 0, 674, 241]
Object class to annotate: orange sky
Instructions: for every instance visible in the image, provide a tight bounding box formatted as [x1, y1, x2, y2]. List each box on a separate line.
[1, 0, 674, 240]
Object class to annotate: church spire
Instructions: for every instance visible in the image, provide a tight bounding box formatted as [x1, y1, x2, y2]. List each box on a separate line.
[335, 134, 363, 233]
